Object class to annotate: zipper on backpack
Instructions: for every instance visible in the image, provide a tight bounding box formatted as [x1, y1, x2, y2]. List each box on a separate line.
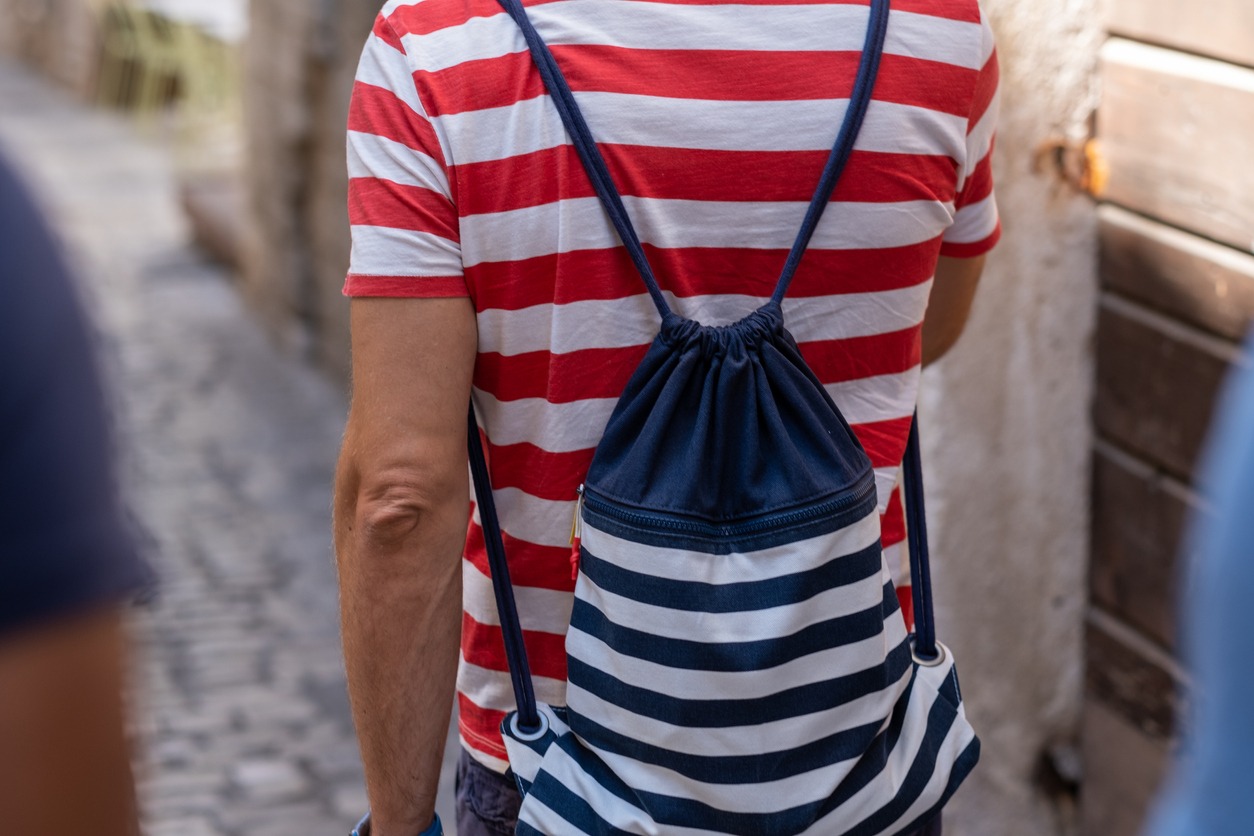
[579, 473, 876, 539]
[568, 484, 585, 580]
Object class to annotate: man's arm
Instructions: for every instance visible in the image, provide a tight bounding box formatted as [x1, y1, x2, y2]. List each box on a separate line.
[334, 297, 478, 836]
[922, 255, 987, 367]
[0, 609, 137, 836]
[0, 152, 147, 836]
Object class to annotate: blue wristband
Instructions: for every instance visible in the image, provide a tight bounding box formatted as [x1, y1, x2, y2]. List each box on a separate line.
[351, 813, 443, 836]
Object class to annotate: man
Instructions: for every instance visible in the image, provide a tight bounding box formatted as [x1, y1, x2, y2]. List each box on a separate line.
[335, 1, 1000, 833]
[0, 151, 150, 835]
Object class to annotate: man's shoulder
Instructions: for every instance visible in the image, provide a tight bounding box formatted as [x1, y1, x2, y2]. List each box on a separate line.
[377, 0, 429, 18]
[373, 0, 993, 26]
[375, 0, 468, 28]
[900, 0, 987, 23]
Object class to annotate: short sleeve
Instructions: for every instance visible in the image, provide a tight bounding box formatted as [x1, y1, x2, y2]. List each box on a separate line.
[0, 155, 151, 636]
[344, 15, 467, 298]
[941, 11, 1001, 259]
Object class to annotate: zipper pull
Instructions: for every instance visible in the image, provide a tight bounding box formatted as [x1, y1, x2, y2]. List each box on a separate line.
[569, 484, 585, 581]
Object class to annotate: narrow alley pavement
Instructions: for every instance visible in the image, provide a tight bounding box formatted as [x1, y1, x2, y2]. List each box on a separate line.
[0, 59, 458, 835]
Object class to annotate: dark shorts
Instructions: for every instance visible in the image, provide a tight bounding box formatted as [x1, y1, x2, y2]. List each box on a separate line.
[456, 748, 523, 836]
[455, 748, 944, 836]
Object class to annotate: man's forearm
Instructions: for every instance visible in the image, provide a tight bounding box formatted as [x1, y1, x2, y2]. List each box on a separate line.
[336, 470, 466, 836]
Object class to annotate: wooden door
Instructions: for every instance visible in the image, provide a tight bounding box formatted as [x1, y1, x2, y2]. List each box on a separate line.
[1085, 4, 1254, 834]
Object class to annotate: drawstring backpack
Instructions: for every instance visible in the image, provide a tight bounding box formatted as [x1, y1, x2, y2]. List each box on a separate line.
[465, 0, 980, 832]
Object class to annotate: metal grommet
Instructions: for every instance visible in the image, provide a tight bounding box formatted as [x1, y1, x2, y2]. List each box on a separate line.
[510, 710, 550, 742]
[911, 638, 949, 668]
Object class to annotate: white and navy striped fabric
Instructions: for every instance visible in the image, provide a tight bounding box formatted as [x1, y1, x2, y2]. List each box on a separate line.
[463, 0, 980, 831]
[498, 517, 978, 835]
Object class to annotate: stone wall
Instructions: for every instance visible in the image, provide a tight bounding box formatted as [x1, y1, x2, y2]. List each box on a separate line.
[0, 0, 102, 96]
[919, 2, 1102, 834]
[241, 0, 375, 380]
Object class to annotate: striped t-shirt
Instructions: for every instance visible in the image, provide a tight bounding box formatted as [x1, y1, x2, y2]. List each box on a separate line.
[345, 0, 1000, 773]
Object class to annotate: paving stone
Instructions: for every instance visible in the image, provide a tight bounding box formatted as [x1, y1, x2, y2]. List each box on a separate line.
[158, 707, 233, 738]
[332, 784, 372, 820]
[218, 801, 344, 836]
[137, 767, 228, 800]
[143, 816, 226, 836]
[148, 736, 202, 769]
[230, 758, 311, 804]
[226, 689, 319, 730]
[139, 792, 224, 822]
[198, 731, 286, 768]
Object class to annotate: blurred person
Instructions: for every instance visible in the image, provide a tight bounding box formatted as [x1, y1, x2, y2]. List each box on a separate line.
[0, 150, 150, 836]
[1145, 333, 1254, 836]
[334, 1, 999, 834]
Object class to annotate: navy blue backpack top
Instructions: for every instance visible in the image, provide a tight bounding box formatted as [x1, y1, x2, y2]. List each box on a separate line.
[463, 0, 981, 832]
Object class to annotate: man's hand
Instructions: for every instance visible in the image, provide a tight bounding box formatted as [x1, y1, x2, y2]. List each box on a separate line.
[335, 296, 478, 836]
[922, 254, 986, 366]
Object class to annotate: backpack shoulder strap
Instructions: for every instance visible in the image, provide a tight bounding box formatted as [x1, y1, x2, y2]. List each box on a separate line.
[772, 0, 890, 303]
[494, 0, 672, 319]
[903, 412, 940, 660]
[468, 407, 542, 730]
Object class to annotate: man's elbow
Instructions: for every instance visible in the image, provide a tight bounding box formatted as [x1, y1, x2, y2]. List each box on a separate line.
[921, 254, 986, 367]
[356, 478, 437, 548]
[336, 458, 467, 559]
[921, 326, 963, 367]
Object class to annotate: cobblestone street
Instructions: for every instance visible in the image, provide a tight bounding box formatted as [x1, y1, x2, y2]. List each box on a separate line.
[0, 59, 458, 835]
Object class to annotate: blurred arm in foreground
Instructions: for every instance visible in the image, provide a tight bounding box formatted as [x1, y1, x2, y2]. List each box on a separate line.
[0, 152, 150, 836]
[1146, 334, 1254, 836]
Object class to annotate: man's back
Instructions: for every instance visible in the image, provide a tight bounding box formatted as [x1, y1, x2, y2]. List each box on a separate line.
[341, 0, 999, 806]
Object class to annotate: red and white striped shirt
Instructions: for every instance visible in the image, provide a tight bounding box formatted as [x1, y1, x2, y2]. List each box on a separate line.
[346, 0, 1000, 773]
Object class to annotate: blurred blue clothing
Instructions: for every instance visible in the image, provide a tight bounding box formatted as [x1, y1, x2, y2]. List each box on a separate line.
[1147, 333, 1254, 836]
[0, 151, 150, 635]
